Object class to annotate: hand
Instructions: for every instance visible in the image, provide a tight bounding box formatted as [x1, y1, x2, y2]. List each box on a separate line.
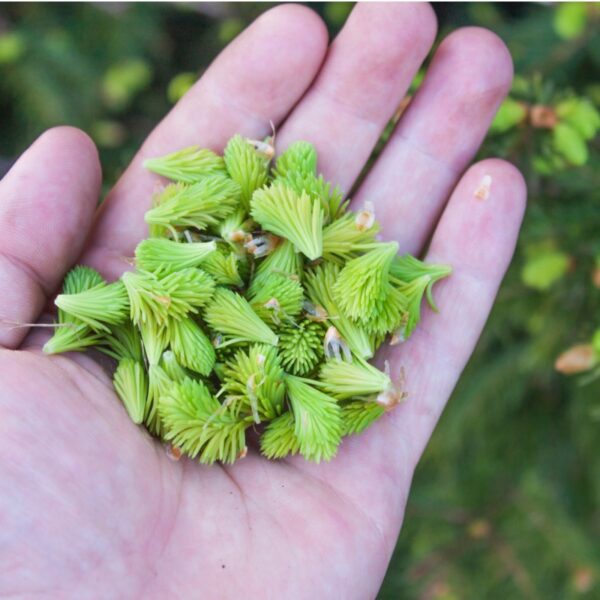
[0, 4, 525, 598]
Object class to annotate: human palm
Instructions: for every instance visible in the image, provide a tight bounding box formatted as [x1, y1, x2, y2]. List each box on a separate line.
[0, 5, 526, 599]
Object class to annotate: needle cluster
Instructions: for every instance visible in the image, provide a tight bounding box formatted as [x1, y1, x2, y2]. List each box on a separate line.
[46, 135, 451, 464]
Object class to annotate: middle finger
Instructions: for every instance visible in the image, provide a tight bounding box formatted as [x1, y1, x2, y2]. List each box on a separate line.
[276, 2, 437, 194]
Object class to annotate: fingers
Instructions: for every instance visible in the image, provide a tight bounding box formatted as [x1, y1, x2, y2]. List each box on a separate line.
[291, 160, 525, 544]
[0, 127, 101, 349]
[82, 4, 328, 278]
[276, 2, 437, 193]
[386, 159, 526, 469]
[354, 27, 514, 253]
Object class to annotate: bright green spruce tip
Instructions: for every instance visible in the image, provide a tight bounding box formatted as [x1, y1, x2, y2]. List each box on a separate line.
[224, 134, 271, 210]
[251, 181, 324, 261]
[143, 146, 226, 183]
[43, 265, 105, 354]
[54, 280, 129, 333]
[47, 134, 451, 465]
[135, 238, 216, 273]
[168, 317, 215, 377]
[114, 358, 148, 424]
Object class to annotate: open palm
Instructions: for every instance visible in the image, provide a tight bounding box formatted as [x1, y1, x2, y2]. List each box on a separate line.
[0, 5, 526, 599]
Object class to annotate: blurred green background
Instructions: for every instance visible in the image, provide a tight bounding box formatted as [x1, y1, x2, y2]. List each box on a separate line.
[1, 2, 599, 598]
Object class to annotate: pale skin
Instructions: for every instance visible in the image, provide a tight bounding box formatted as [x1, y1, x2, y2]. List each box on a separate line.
[0, 4, 526, 599]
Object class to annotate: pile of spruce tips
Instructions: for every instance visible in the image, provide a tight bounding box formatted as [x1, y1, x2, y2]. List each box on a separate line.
[44, 135, 451, 464]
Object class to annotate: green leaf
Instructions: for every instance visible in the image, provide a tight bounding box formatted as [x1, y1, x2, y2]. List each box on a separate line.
[322, 209, 380, 264]
[123, 268, 215, 325]
[100, 321, 144, 362]
[167, 72, 196, 104]
[319, 357, 395, 401]
[274, 141, 317, 179]
[200, 246, 245, 287]
[592, 330, 600, 356]
[553, 3, 588, 40]
[552, 123, 588, 166]
[0, 32, 25, 64]
[102, 59, 152, 110]
[490, 97, 527, 133]
[160, 350, 188, 383]
[248, 273, 304, 327]
[249, 240, 304, 295]
[521, 250, 570, 291]
[556, 98, 600, 141]
[304, 262, 374, 359]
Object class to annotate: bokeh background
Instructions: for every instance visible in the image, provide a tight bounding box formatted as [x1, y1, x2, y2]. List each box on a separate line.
[1, 3, 599, 598]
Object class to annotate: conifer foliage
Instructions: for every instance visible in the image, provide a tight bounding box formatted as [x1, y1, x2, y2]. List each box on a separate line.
[45, 135, 450, 464]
